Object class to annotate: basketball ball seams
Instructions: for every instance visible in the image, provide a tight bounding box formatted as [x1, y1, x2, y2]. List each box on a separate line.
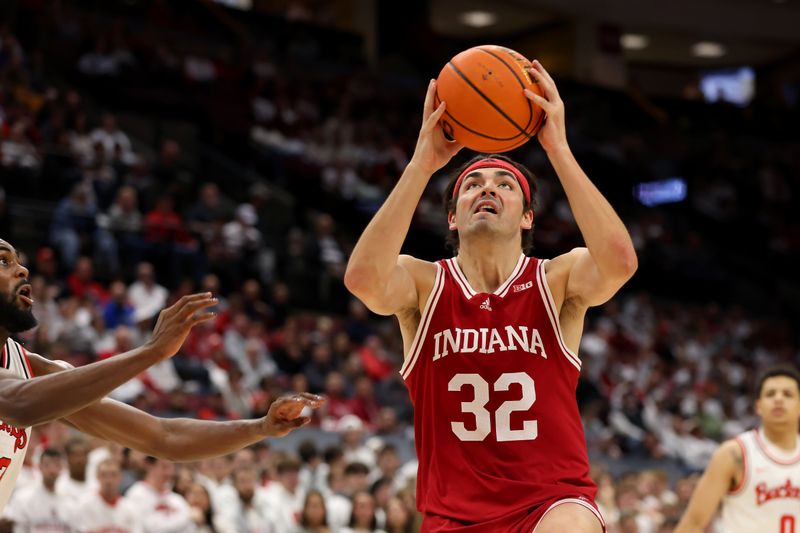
[436, 87, 525, 142]
[445, 61, 532, 141]
[477, 47, 535, 131]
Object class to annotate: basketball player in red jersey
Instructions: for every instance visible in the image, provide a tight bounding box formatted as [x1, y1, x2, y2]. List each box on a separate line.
[675, 366, 800, 533]
[345, 59, 637, 532]
[0, 238, 324, 511]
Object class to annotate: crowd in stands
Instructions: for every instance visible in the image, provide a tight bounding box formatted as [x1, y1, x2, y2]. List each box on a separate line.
[0, 2, 799, 531]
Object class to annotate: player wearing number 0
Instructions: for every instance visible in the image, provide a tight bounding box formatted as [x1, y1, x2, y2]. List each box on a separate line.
[345, 60, 636, 532]
[675, 366, 800, 533]
[0, 238, 325, 513]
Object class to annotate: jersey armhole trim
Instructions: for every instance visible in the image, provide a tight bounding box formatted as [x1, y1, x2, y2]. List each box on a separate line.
[728, 437, 748, 495]
[536, 260, 581, 371]
[1, 342, 7, 370]
[18, 345, 34, 379]
[400, 263, 445, 380]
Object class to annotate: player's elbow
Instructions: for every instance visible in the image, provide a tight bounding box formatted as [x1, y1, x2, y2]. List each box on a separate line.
[610, 239, 638, 280]
[344, 266, 381, 301]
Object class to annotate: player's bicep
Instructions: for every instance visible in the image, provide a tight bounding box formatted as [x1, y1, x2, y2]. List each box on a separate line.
[354, 255, 420, 316]
[680, 442, 739, 528]
[564, 247, 629, 307]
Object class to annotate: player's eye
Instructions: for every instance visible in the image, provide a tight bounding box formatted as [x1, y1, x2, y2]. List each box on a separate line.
[0, 258, 8, 267]
[499, 182, 512, 189]
[467, 182, 480, 190]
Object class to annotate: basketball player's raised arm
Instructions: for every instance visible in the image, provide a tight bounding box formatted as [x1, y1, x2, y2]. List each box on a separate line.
[28, 355, 325, 461]
[674, 440, 741, 533]
[523, 60, 637, 307]
[0, 294, 216, 428]
[345, 79, 462, 315]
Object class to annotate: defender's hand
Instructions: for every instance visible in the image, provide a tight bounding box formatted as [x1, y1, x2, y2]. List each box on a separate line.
[146, 293, 218, 360]
[262, 393, 326, 438]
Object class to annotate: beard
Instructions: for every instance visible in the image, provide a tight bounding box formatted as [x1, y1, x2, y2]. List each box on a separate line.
[0, 289, 38, 333]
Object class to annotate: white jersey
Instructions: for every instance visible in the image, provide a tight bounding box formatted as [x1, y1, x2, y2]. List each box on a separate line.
[722, 428, 800, 533]
[0, 338, 34, 512]
[71, 490, 143, 533]
[124, 481, 197, 533]
[3, 480, 71, 532]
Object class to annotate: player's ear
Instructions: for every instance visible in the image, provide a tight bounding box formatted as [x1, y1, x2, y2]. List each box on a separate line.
[754, 398, 763, 418]
[448, 211, 457, 231]
[521, 209, 533, 230]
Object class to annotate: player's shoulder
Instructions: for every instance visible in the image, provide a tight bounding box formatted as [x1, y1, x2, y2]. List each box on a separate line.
[545, 247, 586, 273]
[709, 438, 745, 473]
[398, 254, 438, 277]
[24, 352, 73, 375]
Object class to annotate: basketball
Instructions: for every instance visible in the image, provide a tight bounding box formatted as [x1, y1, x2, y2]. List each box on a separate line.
[435, 45, 545, 153]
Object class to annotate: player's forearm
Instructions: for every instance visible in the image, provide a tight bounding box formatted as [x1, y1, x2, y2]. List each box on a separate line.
[547, 146, 637, 278]
[5, 345, 162, 427]
[345, 162, 430, 289]
[160, 417, 266, 462]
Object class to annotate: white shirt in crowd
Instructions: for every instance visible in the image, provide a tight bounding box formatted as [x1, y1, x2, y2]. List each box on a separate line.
[71, 491, 143, 533]
[325, 493, 353, 531]
[124, 481, 196, 533]
[128, 281, 169, 323]
[4, 481, 71, 532]
[262, 482, 304, 532]
[55, 472, 90, 508]
[214, 487, 273, 533]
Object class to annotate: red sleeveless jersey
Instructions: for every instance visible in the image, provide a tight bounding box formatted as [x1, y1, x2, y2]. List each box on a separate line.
[401, 254, 597, 525]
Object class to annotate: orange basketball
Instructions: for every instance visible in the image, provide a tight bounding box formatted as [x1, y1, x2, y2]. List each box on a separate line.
[435, 45, 545, 153]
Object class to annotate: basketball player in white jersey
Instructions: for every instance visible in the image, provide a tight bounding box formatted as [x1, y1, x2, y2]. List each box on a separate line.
[675, 366, 800, 533]
[0, 238, 325, 511]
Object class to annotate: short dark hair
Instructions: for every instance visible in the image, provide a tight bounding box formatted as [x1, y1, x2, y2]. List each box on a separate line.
[344, 461, 370, 476]
[442, 154, 538, 254]
[755, 365, 800, 398]
[41, 448, 62, 460]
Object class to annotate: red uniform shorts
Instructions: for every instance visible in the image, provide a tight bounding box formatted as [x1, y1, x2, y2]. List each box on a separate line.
[422, 496, 606, 533]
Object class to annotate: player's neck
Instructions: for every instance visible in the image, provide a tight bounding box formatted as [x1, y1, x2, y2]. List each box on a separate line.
[761, 424, 799, 451]
[0, 329, 8, 348]
[456, 245, 523, 294]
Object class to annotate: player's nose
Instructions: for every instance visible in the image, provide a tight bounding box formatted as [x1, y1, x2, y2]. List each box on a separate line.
[16, 264, 29, 279]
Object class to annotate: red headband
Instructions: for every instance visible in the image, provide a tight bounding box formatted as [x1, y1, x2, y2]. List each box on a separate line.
[452, 159, 532, 206]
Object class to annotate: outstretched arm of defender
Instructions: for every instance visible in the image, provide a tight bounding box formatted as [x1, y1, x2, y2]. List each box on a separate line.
[29, 354, 326, 461]
[674, 440, 742, 533]
[345, 80, 461, 315]
[0, 293, 216, 428]
[524, 61, 636, 306]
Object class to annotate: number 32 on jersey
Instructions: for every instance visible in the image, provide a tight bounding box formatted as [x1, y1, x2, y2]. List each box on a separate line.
[448, 372, 538, 442]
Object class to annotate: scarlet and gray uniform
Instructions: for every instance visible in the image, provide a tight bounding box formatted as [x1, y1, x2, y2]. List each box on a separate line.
[0, 338, 34, 512]
[721, 428, 800, 533]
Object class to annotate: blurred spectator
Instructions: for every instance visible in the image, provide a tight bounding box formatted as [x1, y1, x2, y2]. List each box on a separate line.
[185, 483, 217, 533]
[102, 280, 135, 329]
[55, 436, 90, 507]
[341, 490, 384, 533]
[128, 261, 168, 323]
[263, 456, 305, 531]
[125, 457, 196, 532]
[215, 467, 272, 533]
[292, 489, 331, 533]
[71, 459, 141, 533]
[50, 184, 117, 272]
[3, 448, 70, 531]
[90, 113, 134, 165]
